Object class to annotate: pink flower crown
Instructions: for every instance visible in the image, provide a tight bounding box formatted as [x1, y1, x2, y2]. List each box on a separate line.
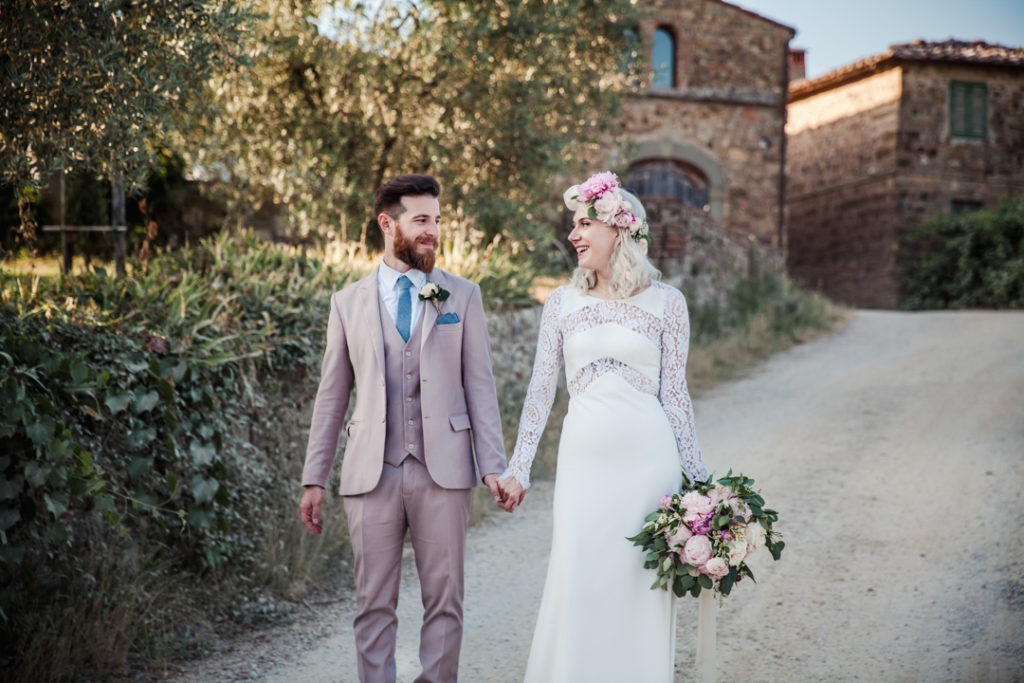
[563, 172, 651, 250]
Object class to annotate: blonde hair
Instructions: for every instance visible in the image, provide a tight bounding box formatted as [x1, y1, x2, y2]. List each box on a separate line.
[570, 188, 660, 298]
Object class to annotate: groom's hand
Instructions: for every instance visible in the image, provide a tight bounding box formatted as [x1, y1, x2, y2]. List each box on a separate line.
[496, 476, 526, 513]
[483, 474, 504, 508]
[300, 485, 324, 534]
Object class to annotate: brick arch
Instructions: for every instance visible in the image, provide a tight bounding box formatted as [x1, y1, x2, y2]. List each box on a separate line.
[625, 141, 728, 220]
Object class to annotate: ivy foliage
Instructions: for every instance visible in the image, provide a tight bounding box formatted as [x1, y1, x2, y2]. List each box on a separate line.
[901, 196, 1024, 310]
[0, 231, 538, 668]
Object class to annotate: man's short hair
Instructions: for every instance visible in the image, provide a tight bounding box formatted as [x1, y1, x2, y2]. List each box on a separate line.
[374, 174, 441, 220]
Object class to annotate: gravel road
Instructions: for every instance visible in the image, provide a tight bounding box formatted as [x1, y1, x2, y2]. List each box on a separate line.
[169, 310, 1024, 682]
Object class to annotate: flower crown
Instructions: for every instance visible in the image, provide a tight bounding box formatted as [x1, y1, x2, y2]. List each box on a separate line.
[563, 171, 650, 251]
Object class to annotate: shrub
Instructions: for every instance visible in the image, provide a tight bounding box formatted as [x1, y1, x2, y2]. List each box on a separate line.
[0, 230, 537, 679]
[901, 196, 1024, 310]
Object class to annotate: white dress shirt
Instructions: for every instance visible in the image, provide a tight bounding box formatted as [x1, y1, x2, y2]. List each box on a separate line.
[377, 261, 427, 331]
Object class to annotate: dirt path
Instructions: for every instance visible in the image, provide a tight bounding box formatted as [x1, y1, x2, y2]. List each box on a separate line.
[169, 310, 1024, 682]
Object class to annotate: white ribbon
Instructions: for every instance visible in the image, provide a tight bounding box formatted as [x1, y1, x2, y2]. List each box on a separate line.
[695, 590, 717, 683]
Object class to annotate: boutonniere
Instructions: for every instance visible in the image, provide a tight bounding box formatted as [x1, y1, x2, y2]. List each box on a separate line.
[418, 281, 450, 314]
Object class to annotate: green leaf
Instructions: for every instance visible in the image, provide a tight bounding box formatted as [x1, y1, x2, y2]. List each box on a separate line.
[24, 462, 48, 488]
[190, 440, 216, 466]
[94, 493, 115, 513]
[0, 477, 21, 501]
[68, 362, 89, 385]
[191, 475, 219, 505]
[133, 390, 161, 414]
[698, 574, 713, 590]
[188, 506, 216, 529]
[157, 377, 175, 403]
[44, 492, 68, 519]
[25, 415, 55, 445]
[47, 521, 69, 545]
[0, 506, 21, 532]
[105, 390, 133, 415]
[127, 456, 154, 481]
[127, 427, 156, 450]
[166, 471, 180, 497]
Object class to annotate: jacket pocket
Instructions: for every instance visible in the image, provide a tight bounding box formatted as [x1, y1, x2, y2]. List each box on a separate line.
[448, 413, 471, 431]
[346, 419, 360, 436]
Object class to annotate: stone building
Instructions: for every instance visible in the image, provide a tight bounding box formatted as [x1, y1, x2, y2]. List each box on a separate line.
[786, 40, 1024, 308]
[607, 0, 794, 282]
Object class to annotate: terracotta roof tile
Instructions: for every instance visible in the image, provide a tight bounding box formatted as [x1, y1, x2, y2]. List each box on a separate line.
[790, 40, 1024, 100]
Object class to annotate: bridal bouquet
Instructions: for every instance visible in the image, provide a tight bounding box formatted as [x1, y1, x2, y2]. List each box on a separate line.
[627, 471, 784, 598]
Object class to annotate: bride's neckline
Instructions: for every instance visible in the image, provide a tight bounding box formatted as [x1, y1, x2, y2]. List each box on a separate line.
[581, 281, 654, 301]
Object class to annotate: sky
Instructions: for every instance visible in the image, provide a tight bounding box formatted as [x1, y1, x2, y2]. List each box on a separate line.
[729, 0, 1024, 78]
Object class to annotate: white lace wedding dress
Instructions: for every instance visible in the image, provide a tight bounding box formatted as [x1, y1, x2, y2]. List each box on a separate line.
[503, 282, 709, 683]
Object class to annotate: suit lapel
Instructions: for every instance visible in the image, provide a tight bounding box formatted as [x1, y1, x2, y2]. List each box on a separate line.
[358, 268, 386, 380]
[420, 269, 446, 351]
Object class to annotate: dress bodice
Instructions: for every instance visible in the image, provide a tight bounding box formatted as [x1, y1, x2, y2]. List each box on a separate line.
[502, 282, 709, 489]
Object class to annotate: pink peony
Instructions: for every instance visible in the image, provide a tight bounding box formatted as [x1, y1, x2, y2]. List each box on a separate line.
[680, 491, 714, 522]
[665, 523, 693, 548]
[703, 557, 730, 580]
[691, 512, 713, 536]
[681, 534, 713, 567]
[577, 172, 619, 202]
[613, 211, 636, 229]
[660, 494, 673, 510]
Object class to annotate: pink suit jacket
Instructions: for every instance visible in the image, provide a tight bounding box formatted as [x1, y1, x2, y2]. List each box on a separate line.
[302, 267, 507, 495]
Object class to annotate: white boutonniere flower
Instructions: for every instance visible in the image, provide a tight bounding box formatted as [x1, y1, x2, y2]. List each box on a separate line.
[418, 281, 450, 314]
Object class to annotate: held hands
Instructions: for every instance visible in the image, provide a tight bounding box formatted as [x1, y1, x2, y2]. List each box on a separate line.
[496, 475, 526, 513]
[300, 485, 325, 534]
[484, 473, 526, 513]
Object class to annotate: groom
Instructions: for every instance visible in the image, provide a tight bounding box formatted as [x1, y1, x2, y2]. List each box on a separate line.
[299, 174, 508, 683]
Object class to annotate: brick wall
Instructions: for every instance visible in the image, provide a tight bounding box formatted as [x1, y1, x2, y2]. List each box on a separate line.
[613, 0, 792, 271]
[786, 67, 903, 307]
[786, 61, 1024, 308]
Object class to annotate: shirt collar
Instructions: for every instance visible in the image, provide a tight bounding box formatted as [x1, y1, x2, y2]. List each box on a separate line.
[378, 260, 428, 293]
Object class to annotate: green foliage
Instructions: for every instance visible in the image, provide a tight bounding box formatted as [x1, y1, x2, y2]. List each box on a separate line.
[626, 471, 784, 600]
[901, 197, 1024, 310]
[191, 0, 641, 242]
[685, 247, 839, 347]
[0, 0, 255, 194]
[0, 231, 537, 677]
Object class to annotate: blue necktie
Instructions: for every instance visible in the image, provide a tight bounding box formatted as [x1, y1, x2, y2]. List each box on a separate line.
[396, 275, 412, 342]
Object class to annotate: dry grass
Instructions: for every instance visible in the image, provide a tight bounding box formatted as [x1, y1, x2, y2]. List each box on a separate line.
[687, 308, 850, 395]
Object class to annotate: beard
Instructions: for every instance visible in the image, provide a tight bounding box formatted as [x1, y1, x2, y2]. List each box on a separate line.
[394, 225, 436, 273]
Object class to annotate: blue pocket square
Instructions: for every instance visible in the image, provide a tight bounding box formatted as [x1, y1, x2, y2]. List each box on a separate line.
[437, 312, 460, 325]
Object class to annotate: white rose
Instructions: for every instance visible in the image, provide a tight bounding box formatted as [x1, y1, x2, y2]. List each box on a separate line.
[593, 192, 622, 220]
[746, 522, 767, 551]
[727, 538, 748, 565]
[703, 556, 730, 580]
[563, 186, 584, 212]
[419, 282, 438, 298]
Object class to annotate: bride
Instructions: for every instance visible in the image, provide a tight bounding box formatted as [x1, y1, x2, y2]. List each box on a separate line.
[498, 172, 710, 682]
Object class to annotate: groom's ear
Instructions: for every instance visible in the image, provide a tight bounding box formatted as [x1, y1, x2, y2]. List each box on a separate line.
[377, 212, 394, 235]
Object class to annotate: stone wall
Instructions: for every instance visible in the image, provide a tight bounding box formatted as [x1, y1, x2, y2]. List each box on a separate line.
[645, 197, 758, 304]
[786, 61, 1024, 308]
[607, 0, 792, 272]
[785, 68, 903, 307]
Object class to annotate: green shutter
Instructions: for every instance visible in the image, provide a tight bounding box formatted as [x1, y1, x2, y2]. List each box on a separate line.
[950, 80, 987, 139]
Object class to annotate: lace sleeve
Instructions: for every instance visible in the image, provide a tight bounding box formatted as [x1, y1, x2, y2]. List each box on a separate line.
[500, 287, 564, 489]
[659, 286, 709, 485]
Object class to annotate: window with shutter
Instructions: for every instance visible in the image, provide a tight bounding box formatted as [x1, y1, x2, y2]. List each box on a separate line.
[950, 81, 987, 139]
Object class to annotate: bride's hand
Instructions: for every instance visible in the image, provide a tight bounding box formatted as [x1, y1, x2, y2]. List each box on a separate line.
[497, 477, 526, 513]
